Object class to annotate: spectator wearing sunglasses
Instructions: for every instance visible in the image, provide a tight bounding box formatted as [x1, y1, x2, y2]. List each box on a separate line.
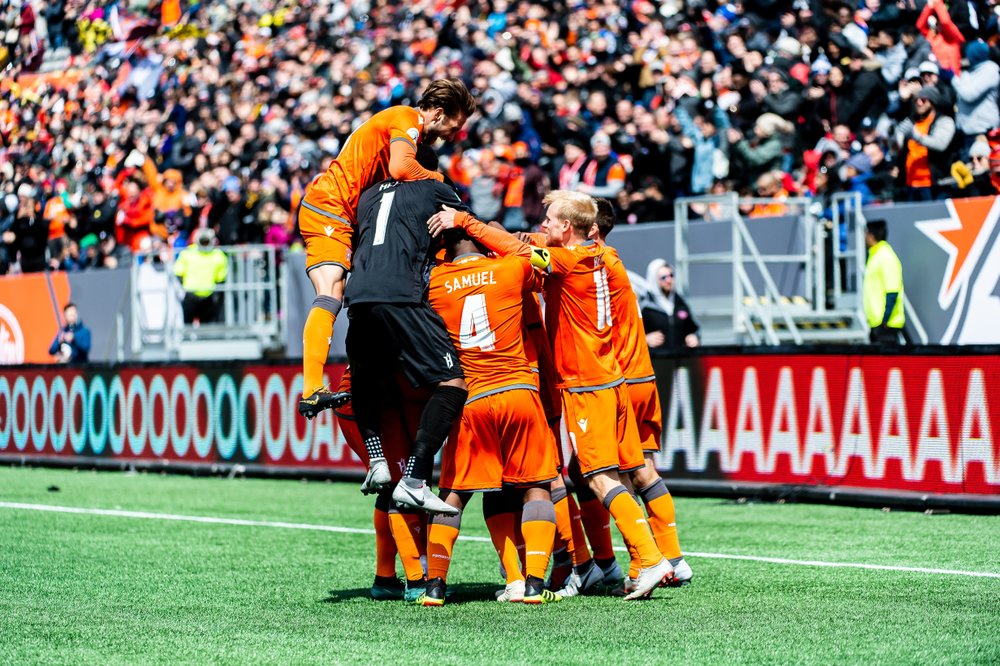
[641, 259, 700, 354]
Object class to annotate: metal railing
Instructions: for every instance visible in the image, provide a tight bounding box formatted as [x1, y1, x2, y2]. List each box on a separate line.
[130, 244, 283, 359]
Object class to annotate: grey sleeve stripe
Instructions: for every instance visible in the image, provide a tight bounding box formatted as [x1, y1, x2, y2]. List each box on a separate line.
[301, 201, 351, 225]
[625, 376, 656, 385]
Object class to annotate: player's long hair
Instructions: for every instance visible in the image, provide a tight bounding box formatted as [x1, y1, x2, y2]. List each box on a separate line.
[418, 78, 478, 119]
[543, 190, 598, 236]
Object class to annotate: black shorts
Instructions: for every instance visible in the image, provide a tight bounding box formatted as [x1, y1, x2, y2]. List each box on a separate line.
[346, 302, 464, 388]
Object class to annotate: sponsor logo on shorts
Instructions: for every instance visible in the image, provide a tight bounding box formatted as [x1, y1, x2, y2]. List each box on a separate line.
[577, 418, 588, 433]
[323, 225, 335, 237]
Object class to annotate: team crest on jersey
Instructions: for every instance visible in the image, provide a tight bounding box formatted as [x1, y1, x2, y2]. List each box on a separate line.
[407, 127, 420, 142]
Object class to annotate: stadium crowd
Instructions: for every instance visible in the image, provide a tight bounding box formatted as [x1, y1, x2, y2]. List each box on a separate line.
[3, 0, 1000, 275]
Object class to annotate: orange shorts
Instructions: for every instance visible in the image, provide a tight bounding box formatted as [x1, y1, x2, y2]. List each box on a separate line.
[299, 196, 354, 272]
[627, 380, 662, 453]
[333, 369, 421, 482]
[440, 388, 559, 492]
[562, 383, 644, 476]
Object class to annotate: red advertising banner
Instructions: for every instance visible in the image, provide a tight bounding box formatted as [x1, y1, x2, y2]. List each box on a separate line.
[0, 363, 364, 474]
[1, 355, 997, 503]
[652, 353, 1000, 497]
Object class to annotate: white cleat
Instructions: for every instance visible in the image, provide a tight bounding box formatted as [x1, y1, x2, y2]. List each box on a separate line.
[665, 558, 693, 587]
[495, 579, 525, 602]
[624, 559, 673, 601]
[360, 458, 392, 495]
[556, 561, 604, 598]
[391, 480, 460, 516]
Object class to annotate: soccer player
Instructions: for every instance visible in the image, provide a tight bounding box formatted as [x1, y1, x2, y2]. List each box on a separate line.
[428, 191, 673, 600]
[344, 168, 471, 516]
[333, 369, 430, 602]
[297, 78, 476, 420]
[592, 198, 693, 589]
[422, 230, 561, 605]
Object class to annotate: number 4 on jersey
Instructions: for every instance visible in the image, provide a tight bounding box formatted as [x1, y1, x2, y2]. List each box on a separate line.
[459, 294, 496, 351]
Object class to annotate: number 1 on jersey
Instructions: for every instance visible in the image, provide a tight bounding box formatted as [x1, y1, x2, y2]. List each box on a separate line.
[373, 191, 395, 246]
[594, 268, 612, 330]
[459, 293, 496, 351]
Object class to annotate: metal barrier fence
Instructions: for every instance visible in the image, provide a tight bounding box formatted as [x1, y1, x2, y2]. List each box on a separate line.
[130, 244, 283, 360]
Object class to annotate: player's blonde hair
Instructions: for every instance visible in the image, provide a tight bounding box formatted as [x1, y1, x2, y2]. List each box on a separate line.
[543, 190, 599, 236]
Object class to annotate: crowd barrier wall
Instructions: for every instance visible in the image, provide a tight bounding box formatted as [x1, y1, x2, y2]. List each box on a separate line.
[2, 351, 997, 511]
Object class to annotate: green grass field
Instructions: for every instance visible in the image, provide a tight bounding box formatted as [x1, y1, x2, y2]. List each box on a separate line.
[1, 467, 998, 665]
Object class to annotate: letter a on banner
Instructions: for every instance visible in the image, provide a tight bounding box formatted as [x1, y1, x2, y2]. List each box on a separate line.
[732, 367, 766, 473]
[840, 367, 876, 479]
[914, 368, 957, 483]
[876, 368, 914, 481]
[698, 367, 731, 472]
[803, 367, 837, 477]
[959, 369, 998, 485]
[664, 367, 697, 470]
[766, 367, 803, 475]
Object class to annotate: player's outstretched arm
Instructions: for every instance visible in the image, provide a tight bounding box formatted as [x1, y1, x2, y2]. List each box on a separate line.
[388, 140, 445, 182]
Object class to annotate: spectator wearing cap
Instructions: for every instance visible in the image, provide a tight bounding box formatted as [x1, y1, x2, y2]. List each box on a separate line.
[576, 132, 627, 200]
[917, 0, 965, 74]
[839, 152, 876, 206]
[918, 61, 957, 116]
[952, 40, 1000, 155]
[953, 138, 995, 196]
[803, 58, 845, 144]
[895, 67, 925, 120]
[895, 86, 957, 201]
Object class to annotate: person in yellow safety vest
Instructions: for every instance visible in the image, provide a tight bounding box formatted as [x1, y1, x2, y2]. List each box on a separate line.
[173, 228, 228, 325]
[863, 219, 905, 345]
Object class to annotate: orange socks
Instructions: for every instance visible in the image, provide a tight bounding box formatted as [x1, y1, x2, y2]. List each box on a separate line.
[388, 509, 426, 582]
[553, 486, 592, 566]
[578, 497, 615, 561]
[520, 500, 556, 580]
[638, 479, 683, 560]
[427, 510, 462, 582]
[605, 485, 663, 569]
[485, 512, 523, 584]
[302, 298, 339, 396]
[373, 507, 397, 578]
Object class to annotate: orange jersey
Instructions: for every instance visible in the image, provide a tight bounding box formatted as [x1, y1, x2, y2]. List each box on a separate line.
[429, 253, 542, 401]
[544, 240, 624, 390]
[602, 244, 655, 382]
[304, 106, 439, 224]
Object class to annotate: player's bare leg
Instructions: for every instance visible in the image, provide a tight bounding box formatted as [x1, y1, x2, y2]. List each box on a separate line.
[631, 455, 692, 586]
[588, 470, 672, 600]
[299, 264, 351, 418]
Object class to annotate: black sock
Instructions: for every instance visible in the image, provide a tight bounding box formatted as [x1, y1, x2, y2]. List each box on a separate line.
[409, 384, 467, 481]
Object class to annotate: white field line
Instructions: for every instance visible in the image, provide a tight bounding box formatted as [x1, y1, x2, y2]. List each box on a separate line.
[2, 501, 999, 580]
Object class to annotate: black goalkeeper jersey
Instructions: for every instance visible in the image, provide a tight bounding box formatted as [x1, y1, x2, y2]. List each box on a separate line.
[344, 178, 469, 306]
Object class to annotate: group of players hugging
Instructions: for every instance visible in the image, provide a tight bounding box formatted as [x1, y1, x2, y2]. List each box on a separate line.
[294, 78, 692, 606]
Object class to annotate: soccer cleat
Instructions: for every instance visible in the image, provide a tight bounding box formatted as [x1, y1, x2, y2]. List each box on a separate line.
[392, 480, 460, 516]
[555, 561, 604, 598]
[599, 558, 624, 588]
[360, 458, 392, 495]
[298, 388, 350, 419]
[624, 559, 673, 601]
[523, 576, 561, 605]
[664, 557, 693, 587]
[419, 577, 446, 607]
[370, 575, 405, 601]
[403, 579, 427, 604]
[495, 579, 525, 602]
